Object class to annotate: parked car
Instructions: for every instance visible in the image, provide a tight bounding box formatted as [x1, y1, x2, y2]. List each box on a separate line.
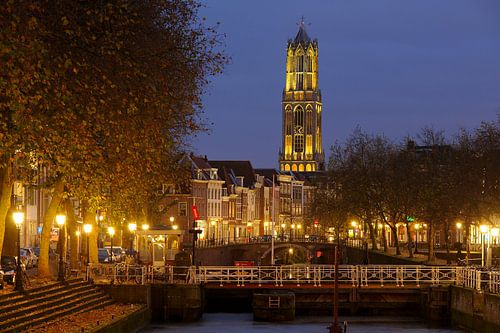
[104, 246, 125, 263]
[1, 256, 17, 284]
[33, 247, 56, 259]
[20, 248, 38, 268]
[98, 248, 112, 263]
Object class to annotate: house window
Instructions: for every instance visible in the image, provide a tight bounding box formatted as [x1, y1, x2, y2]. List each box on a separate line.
[179, 202, 187, 216]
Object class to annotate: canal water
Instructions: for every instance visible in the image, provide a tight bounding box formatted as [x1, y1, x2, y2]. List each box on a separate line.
[139, 313, 464, 333]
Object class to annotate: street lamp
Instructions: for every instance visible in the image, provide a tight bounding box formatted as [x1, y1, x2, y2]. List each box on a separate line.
[128, 223, 137, 252]
[83, 223, 92, 265]
[480, 224, 489, 267]
[456, 222, 462, 244]
[13, 211, 24, 292]
[56, 214, 66, 282]
[492, 227, 499, 245]
[414, 224, 420, 254]
[108, 226, 115, 264]
[281, 223, 286, 241]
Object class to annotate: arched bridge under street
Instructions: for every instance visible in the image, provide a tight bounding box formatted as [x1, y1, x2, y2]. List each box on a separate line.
[194, 239, 335, 266]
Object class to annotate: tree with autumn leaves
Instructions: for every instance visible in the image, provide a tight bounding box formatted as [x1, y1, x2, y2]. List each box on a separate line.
[0, 0, 226, 276]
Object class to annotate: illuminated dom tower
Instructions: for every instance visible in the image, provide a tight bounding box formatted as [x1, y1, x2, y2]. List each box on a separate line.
[279, 21, 324, 172]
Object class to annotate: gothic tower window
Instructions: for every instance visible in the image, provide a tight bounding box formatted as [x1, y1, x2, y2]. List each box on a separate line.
[294, 134, 304, 153]
[285, 105, 292, 134]
[294, 106, 304, 128]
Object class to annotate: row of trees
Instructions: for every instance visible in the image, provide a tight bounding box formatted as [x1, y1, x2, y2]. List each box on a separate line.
[0, 1, 226, 276]
[314, 122, 500, 262]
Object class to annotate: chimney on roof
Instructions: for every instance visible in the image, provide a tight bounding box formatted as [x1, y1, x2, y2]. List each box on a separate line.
[204, 155, 208, 162]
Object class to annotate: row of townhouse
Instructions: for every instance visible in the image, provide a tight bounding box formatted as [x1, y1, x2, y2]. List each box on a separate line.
[159, 154, 317, 246]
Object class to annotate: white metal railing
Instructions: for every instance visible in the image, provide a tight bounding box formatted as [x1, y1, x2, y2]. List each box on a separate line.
[85, 264, 500, 295]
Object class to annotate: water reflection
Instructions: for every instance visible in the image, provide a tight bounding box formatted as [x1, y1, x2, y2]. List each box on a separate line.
[140, 313, 464, 333]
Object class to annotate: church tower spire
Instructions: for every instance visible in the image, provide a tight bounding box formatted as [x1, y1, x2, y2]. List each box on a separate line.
[279, 21, 324, 172]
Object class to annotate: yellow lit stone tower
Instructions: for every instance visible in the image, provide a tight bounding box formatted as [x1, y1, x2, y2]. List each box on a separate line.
[279, 21, 324, 172]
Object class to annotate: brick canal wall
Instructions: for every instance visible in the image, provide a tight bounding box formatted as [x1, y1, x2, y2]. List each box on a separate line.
[450, 285, 500, 333]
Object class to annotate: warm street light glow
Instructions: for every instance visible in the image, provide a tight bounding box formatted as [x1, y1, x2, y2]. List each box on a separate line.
[351, 221, 358, 228]
[55, 214, 66, 227]
[414, 223, 420, 230]
[169, 216, 174, 223]
[288, 248, 293, 254]
[211, 220, 216, 226]
[83, 224, 92, 234]
[314, 224, 318, 228]
[13, 212, 24, 228]
[291, 224, 295, 229]
[128, 223, 137, 232]
[491, 228, 499, 237]
[456, 222, 462, 229]
[281, 223, 286, 228]
[75, 230, 81, 236]
[297, 224, 302, 229]
[173, 225, 178, 230]
[107, 226, 115, 237]
[142, 224, 149, 231]
[480, 225, 489, 233]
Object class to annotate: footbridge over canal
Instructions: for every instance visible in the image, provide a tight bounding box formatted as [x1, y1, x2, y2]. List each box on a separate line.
[194, 239, 336, 266]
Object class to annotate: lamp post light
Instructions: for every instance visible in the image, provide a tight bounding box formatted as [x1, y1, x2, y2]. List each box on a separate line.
[56, 214, 66, 281]
[13, 211, 25, 292]
[414, 224, 420, 254]
[456, 222, 462, 244]
[83, 224, 92, 266]
[492, 227, 499, 245]
[108, 226, 115, 264]
[128, 223, 137, 261]
[281, 223, 286, 241]
[479, 225, 489, 267]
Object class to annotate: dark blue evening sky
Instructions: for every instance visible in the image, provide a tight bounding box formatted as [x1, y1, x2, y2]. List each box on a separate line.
[192, 0, 500, 168]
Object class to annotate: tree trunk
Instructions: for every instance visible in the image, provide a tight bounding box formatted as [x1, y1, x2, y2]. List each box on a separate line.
[366, 219, 378, 250]
[445, 221, 451, 264]
[391, 225, 401, 255]
[465, 217, 471, 265]
[0, 163, 13, 259]
[381, 223, 388, 252]
[427, 223, 435, 262]
[38, 177, 65, 277]
[405, 222, 413, 258]
[83, 207, 99, 264]
[65, 199, 79, 269]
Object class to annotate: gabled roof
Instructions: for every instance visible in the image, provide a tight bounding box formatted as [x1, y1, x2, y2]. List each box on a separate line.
[191, 155, 212, 170]
[209, 160, 256, 188]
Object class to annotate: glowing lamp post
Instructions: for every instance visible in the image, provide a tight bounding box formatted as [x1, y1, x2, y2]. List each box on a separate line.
[128, 223, 137, 254]
[492, 227, 499, 243]
[480, 225, 489, 267]
[83, 223, 92, 266]
[13, 212, 25, 291]
[414, 224, 420, 254]
[56, 214, 66, 281]
[108, 226, 115, 264]
[456, 222, 462, 244]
